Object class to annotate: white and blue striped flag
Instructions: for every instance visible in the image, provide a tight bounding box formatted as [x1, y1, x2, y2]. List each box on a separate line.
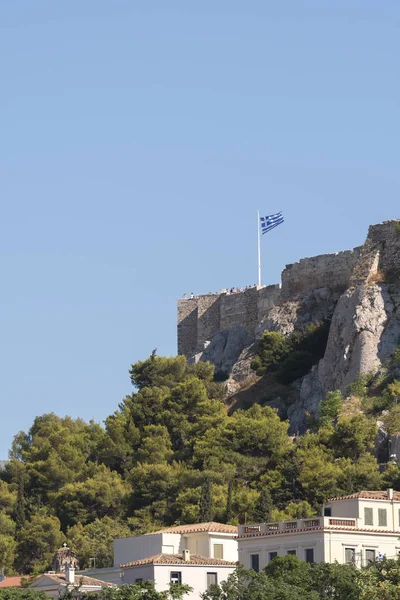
[260, 211, 284, 235]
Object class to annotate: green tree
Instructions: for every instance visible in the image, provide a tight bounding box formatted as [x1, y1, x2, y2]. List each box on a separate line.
[318, 391, 344, 428]
[67, 517, 132, 569]
[276, 351, 315, 384]
[0, 591, 47, 600]
[253, 487, 273, 523]
[331, 415, 377, 460]
[15, 513, 64, 574]
[251, 331, 291, 376]
[51, 465, 130, 528]
[99, 581, 192, 600]
[0, 534, 17, 575]
[199, 477, 213, 522]
[0, 482, 16, 515]
[296, 442, 343, 506]
[357, 558, 400, 599]
[14, 469, 26, 533]
[129, 354, 188, 391]
[224, 480, 234, 523]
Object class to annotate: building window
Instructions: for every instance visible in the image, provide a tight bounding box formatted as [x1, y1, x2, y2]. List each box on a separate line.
[378, 508, 387, 527]
[269, 552, 278, 562]
[250, 554, 260, 572]
[135, 578, 143, 582]
[364, 507, 373, 526]
[345, 548, 355, 564]
[170, 572, 182, 585]
[207, 573, 218, 589]
[365, 549, 375, 565]
[324, 507, 332, 516]
[305, 549, 314, 563]
[213, 544, 224, 559]
[287, 550, 296, 556]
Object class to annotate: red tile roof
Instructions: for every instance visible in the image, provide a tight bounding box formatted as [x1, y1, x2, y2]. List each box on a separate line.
[121, 553, 237, 568]
[328, 491, 400, 502]
[0, 577, 24, 588]
[148, 522, 238, 535]
[238, 526, 400, 539]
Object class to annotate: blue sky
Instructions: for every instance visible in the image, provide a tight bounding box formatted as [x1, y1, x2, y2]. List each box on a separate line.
[1, 1, 399, 458]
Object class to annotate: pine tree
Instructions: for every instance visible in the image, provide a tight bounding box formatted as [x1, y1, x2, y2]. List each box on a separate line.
[199, 477, 213, 523]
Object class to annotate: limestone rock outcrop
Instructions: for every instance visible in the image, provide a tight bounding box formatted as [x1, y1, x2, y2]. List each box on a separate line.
[179, 220, 400, 433]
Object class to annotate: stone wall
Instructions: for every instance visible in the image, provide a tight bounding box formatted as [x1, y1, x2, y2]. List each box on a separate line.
[220, 287, 259, 332]
[197, 295, 221, 349]
[177, 299, 198, 357]
[281, 248, 361, 298]
[177, 220, 400, 357]
[257, 285, 282, 322]
[177, 286, 281, 357]
[351, 221, 400, 285]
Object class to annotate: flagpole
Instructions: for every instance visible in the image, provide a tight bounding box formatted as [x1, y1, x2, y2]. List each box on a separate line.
[257, 208, 261, 287]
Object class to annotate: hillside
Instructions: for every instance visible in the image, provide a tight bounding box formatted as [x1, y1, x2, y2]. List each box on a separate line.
[1, 221, 400, 577]
[182, 220, 400, 433]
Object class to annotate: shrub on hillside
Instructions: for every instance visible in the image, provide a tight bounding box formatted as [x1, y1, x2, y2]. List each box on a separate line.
[276, 351, 315, 384]
[251, 321, 330, 382]
[318, 390, 344, 427]
[251, 331, 291, 376]
[347, 374, 374, 399]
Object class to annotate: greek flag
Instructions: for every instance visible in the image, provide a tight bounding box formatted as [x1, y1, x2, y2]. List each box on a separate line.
[260, 211, 284, 235]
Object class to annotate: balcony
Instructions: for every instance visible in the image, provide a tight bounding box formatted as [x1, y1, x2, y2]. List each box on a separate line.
[239, 517, 358, 537]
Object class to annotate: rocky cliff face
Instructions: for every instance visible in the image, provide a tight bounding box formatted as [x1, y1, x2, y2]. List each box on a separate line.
[192, 221, 400, 432]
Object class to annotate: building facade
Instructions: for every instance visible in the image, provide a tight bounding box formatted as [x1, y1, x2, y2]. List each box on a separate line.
[29, 570, 116, 598]
[115, 522, 238, 598]
[121, 552, 236, 600]
[238, 490, 400, 570]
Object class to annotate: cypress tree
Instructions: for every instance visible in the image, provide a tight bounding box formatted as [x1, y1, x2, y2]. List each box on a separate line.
[253, 487, 273, 523]
[14, 468, 27, 533]
[225, 479, 234, 523]
[199, 477, 213, 522]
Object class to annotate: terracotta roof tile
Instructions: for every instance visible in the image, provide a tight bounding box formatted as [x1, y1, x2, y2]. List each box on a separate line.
[42, 573, 116, 587]
[238, 526, 400, 539]
[148, 522, 238, 535]
[121, 553, 237, 568]
[328, 491, 400, 502]
[0, 577, 24, 588]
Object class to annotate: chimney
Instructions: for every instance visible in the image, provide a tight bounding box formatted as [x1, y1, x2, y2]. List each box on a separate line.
[182, 549, 190, 562]
[388, 488, 394, 500]
[66, 568, 75, 585]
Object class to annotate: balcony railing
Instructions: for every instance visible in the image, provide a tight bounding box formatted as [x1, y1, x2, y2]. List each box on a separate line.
[239, 516, 359, 536]
[329, 518, 356, 527]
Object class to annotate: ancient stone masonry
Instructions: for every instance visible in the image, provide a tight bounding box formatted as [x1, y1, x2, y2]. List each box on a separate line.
[281, 248, 361, 298]
[178, 286, 281, 357]
[177, 220, 400, 363]
[351, 221, 400, 285]
[178, 247, 361, 357]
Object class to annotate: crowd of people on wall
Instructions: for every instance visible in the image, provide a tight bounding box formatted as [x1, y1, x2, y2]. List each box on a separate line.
[181, 285, 257, 300]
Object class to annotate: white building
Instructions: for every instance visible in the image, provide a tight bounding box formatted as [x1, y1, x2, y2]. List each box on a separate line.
[29, 568, 116, 598]
[238, 489, 400, 570]
[117, 522, 238, 599]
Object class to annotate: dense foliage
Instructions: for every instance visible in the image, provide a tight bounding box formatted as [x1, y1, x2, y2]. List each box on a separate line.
[0, 592, 47, 600]
[251, 322, 330, 382]
[200, 557, 400, 600]
[1, 348, 400, 576]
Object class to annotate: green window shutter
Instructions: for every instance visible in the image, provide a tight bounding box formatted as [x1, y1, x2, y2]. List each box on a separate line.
[364, 507, 373, 526]
[378, 508, 387, 527]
